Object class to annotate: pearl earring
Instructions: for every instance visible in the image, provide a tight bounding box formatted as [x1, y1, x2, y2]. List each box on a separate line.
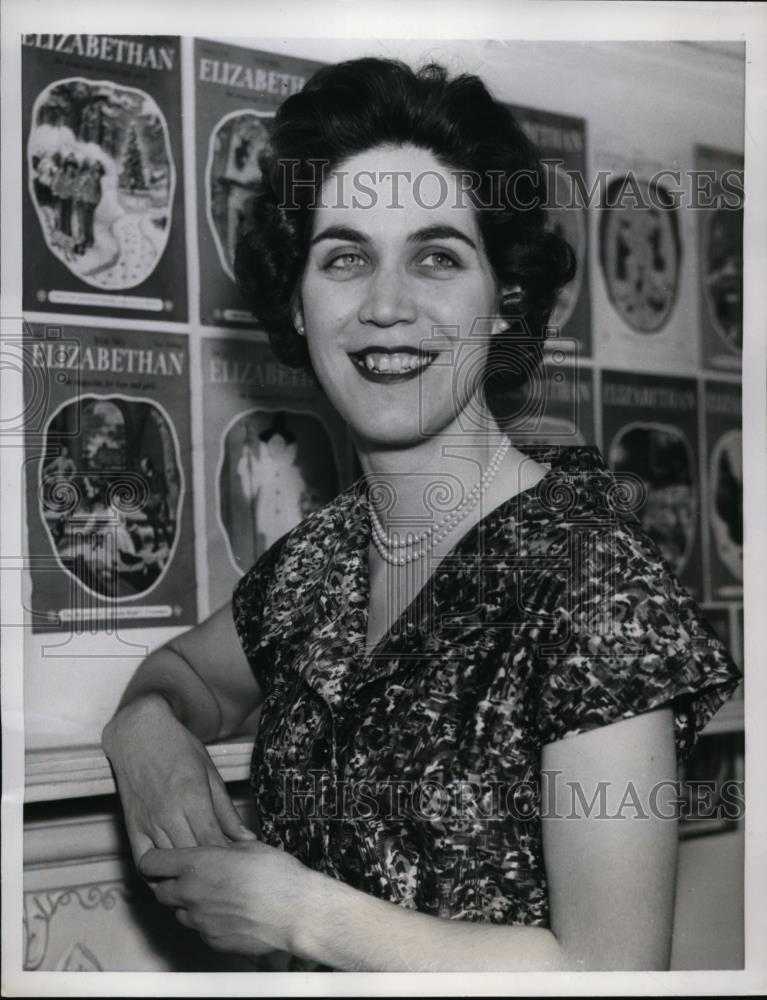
[295, 321, 305, 337]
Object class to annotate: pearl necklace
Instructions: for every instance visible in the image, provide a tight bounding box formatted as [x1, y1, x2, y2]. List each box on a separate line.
[368, 437, 511, 566]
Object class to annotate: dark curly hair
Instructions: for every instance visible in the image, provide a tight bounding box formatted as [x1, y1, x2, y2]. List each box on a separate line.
[234, 57, 575, 396]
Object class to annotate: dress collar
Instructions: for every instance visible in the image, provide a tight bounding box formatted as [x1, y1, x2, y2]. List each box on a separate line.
[317, 445, 614, 670]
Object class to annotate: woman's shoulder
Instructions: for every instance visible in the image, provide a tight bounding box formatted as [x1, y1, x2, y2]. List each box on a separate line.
[503, 443, 642, 547]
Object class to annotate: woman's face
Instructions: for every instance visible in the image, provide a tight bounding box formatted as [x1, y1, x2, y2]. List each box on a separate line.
[298, 144, 504, 449]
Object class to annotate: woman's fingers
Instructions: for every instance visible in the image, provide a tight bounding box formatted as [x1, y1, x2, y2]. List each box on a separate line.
[157, 813, 199, 849]
[139, 846, 195, 879]
[207, 771, 258, 841]
[153, 878, 184, 908]
[126, 826, 156, 868]
[185, 799, 229, 847]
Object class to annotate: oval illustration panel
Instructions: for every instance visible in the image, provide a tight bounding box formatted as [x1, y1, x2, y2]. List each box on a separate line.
[703, 207, 743, 352]
[28, 77, 175, 290]
[218, 409, 339, 573]
[206, 111, 272, 281]
[600, 178, 681, 333]
[545, 162, 587, 332]
[709, 428, 743, 580]
[608, 422, 697, 576]
[39, 395, 184, 599]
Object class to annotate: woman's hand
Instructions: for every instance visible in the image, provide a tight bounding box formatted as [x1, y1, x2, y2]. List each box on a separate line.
[102, 694, 257, 867]
[139, 841, 320, 959]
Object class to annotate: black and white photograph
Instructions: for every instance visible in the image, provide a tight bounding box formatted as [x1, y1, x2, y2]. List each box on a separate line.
[2, 2, 765, 996]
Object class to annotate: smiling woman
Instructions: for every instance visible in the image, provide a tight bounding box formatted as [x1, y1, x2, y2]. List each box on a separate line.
[102, 57, 742, 973]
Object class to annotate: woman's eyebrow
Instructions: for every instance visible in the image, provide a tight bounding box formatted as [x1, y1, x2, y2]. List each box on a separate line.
[406, 225, 477, 250]
[310, 223, 477, 249]
[310, 225, 367, 246]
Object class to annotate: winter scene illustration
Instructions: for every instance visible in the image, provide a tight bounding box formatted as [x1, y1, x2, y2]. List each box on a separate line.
[28, 77, 175, 289]
[218, 409, 339, 572]
[608, 423, 697, 576]
[206, 111, 270, 281]
[40, 396, 183, 599]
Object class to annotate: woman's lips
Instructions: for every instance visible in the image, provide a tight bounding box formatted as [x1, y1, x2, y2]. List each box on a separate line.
[348, 348, 437, 384]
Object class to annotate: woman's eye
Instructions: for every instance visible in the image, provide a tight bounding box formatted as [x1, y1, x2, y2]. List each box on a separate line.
[325, 252, 367, 271]
[418, 251, 459, 269]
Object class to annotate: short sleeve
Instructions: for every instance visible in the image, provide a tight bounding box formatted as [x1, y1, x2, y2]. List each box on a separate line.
[536, 523, 742, 762]
[231, 533, 289, 697]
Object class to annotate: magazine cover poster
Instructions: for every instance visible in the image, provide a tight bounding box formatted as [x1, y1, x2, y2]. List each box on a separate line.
[593, 148, 696, 372]
[22, 35, 187, 321]
[704, 380, 742, 600]
[194, 39, 323, 327]
[696, 146, 743, 372]
[507, 103, 591, 357]
[24, 324, 196, 632]
[491, 358, 595, 446]
[202, 337, 355, 610]
[601, 370, 702, 597]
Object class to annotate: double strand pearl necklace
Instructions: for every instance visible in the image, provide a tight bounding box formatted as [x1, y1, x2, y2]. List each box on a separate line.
[369, 436, 511, 566]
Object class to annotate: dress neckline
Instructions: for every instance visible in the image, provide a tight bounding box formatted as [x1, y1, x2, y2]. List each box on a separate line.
[349, 449, 562, 664]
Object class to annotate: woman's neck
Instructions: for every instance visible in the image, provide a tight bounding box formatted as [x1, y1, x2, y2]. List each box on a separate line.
[352, 406, 545, 530]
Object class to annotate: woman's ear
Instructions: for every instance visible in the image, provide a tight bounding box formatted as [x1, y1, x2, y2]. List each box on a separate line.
[493, 284, 524, 334]
[290, 297, 305, 337]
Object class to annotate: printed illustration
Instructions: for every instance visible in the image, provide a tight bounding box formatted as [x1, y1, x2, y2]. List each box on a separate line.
[206, 111, 271, 281]
[600, 177, 681, 333]
[27, 78, 175, 290]
[608, 422, 697, 576]
[25, 324, 196, 631]
[702, 207, 743, 354]
[219, 409, 339, 571]
[507, 102, 591, 355]
[194, 40, 323, 325]
[40, 396, 182, 599]
[709, 428, 742, 583]
[704, 380, 742, 599]
[696, 145, 743, 371]
[544, 162, 587, 332]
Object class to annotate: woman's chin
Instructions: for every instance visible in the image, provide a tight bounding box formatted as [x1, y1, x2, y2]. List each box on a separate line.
[351, 422, 436, 453]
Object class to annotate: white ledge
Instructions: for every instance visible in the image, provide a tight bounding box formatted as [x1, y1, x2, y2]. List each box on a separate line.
[24, 739, 253, 804]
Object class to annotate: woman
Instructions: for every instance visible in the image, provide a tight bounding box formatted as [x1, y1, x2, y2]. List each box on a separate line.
[103, 58, 742, 972]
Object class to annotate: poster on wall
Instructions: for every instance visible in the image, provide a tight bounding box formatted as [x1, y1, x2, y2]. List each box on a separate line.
[593, 148, 694, 371]
[194, 39, 323, 327]
[600, 370, 702, 597]
[491, 360, 595, 446]
[696, 145, 743, 373]
[201, 336, 355, 611]
[24, 323, 196, 632]
[704, 380, 742, 600]
[21, 35, 187, 321]
[507, 104, 591, 357]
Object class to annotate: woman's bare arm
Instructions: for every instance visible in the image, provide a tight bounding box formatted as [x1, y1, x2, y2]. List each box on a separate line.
[102, 601, 263, 864]
[110, 601, 263, 743]
[140, 707, 680, 971]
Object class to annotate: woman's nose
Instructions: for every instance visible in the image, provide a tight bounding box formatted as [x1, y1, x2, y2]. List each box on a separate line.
[357, 266, 417, 327]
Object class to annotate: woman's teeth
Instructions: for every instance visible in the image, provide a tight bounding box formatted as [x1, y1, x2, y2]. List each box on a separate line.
[357, 352, 433, 374]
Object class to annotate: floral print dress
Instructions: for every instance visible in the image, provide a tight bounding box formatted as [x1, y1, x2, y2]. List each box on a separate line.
[232, 444, 741, 943]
